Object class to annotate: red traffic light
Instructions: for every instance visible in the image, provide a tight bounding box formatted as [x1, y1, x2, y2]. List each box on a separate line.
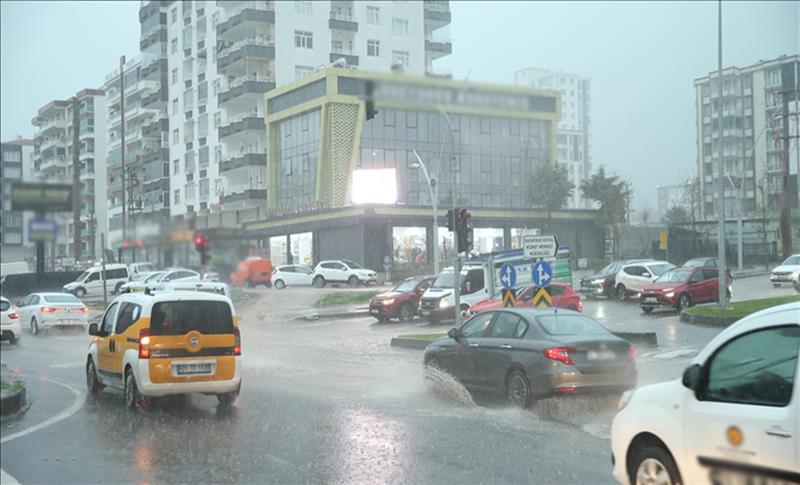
[194, 234, 208, 250]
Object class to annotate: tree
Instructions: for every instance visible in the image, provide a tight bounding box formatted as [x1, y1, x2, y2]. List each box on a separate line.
[681, 176, 701, 232]
[664, 206, 690, 226]
[580, 166, 632, 258]
[525, 160, 574, 222]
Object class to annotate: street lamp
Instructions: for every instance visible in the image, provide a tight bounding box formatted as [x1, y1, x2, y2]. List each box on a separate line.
[411, 149, 439, 274]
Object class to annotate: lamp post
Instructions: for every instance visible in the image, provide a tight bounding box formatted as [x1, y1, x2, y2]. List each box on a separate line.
[411, 149, 439, 274]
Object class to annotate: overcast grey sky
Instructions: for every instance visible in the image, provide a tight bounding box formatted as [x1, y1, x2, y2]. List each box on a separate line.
[1, 1, 797, 211]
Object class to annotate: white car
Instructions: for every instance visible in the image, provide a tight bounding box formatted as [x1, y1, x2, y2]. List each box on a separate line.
[158, 281, 231, 297]
[1, 296, 22, 344]
[63, 263, 131, 297]
[770, 253, 800, 287]
[120, 271, 167, 292]
[128, 262, 157, 280]
[614, 260, 675, 300]
[121, 269, 200, 293]
[611, 301, 800, 485]
[312, 260, 377, 288]
[16, 292, 90, 335]
[271, 264, 314, 289]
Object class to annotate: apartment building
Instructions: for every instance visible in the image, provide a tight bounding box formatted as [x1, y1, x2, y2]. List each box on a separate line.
[514, 68, 592, 209]
[1, 139, 35, 262]
[151, 0, 451, 227]
[694, 54, 799, 220]
[30, 90, 107, 260]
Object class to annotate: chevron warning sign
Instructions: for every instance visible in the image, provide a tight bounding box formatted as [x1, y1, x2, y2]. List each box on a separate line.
[502, 288, 516, 307]
[532, 287, 552, 308]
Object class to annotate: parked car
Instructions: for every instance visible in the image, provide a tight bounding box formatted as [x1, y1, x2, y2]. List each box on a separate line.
[369, 275, 436, 322]
[682, 256, 732, 279]
[579, 259, 653, 299]
[424, 308, 637, 407]
[128, 262, 157, 280]
[1, 296, 21, 344]
[16, 292, 90, 335]
[770, 253, 800, 287]
[121, 269, 199, 293]
[639, 266, 732, 313]
[611, 301, 799, 485]
[312, 260, 377, 288]
[614, 260, 675, 301]
[467, 282, 583, 317]
[794, 271, 800, 293]
[86, 290, 242, 408]
[230, 258, 273, 288]
[202, 268, 221, 282]
[63, 264, 131, 297]
[271, 264, 315, 289]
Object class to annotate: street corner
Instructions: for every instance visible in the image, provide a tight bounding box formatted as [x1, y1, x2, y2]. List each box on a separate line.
[0, 364, 30, 423]
[1, 372, 84, 442]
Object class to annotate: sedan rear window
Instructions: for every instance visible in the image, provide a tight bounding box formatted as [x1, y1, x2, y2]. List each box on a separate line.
[43, 294, 81, 303]
[150, 301, 234, 335]
[536, 314, 609, 336]
[0, 300, 10, 311]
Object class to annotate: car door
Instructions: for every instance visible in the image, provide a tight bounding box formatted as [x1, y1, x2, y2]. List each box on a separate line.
[686, 269, 705, 303]
[85, 271, 101, 296]
[96, 302, 121, 383]
[442, 312, 495, 387]
[702, 268, 719, 303]
[478, 312, 528, 390]
[619, 265, 642, 291]
[683, 325, 800, 481]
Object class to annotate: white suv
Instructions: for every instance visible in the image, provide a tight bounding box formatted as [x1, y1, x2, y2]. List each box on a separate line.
[312, 260, 377, 288]
[614, 260, 675, 300]
[1, 296, 21, 345]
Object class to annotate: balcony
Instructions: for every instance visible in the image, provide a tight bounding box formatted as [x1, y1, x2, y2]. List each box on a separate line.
[217, 37, 275, 74]
[217, 5, 275, 43]
[329, 11, 358, 31]
[140, 24, 167, 51]
[329, 50, 359, 67]
[140, 57, 167, 80]
[424, 0, 451, 24]
[221, 188, 267, 206]
[221, 152, 266, 173]
[218, 74, 275, 106]
[425, 39, 452, 59]
[218, 114, 265, 139]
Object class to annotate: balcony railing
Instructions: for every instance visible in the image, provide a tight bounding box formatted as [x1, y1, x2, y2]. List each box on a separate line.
[217, 36, 274, 59]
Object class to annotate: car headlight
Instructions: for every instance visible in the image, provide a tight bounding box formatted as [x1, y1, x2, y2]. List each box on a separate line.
[439, 299, 450, 308]
[665, 291, 674, 298]
[591, 278, 605, 285]
[382, 299, 395, 305]
[618, 390, 635, 411]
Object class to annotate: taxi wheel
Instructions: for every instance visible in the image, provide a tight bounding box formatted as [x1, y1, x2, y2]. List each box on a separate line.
[217, 385, 240, 407]
[124, 368, 148, 409]
[86, 358, 104, 395]
[30, 318, 39, 336]
[274, 279, 286, 290]
[348, 276, 359, 288]
[398, 303, 415, 322]
[629, 445, 683, 485]
[506, 370, 532, 408]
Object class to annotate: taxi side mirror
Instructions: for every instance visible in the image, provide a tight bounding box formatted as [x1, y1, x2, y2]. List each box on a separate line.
[682, 363, 702, 393]
[88, 323, 99, 336]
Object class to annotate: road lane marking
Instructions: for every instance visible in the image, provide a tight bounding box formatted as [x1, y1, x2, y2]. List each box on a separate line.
[0, 374, 85, 444]
[48, 363, 84, 369]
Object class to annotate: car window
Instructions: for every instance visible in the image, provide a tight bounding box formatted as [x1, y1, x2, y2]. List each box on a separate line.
[44, 294, 80, 303]
[114, 302, 141, 334]
[548, 285, 565, 296]
[702, 268, 718, 280]
[536, 314, 609, 335]
[321, 263, 334, 269]
[460, 312, 494, 338]
[150, 300, 234, 335]
[624, 266, 643, 276]
[86, 272, 100, 282]
[336, 263, 347, 270]
[489, 312, 526, 339]
[282, 266, 296, 273]
[419, 279, 433, 291]
[0, 300, 10, 312]
[100, 302, 120, 334]
[705, 326, 800, 407]
[29, 295, 40, 305]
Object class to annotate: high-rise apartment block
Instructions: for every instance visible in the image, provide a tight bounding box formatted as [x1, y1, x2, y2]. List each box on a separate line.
[1, 139, 35, 262]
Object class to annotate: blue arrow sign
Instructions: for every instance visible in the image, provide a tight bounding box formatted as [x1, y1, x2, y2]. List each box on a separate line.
[499, 263, 517, 289]
[532, 260, 553, 287]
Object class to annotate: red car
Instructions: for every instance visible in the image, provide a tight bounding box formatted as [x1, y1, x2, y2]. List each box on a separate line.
[639, 266, 732, 313]
[369, 275, 436, 322]
[467, 282, 583, 317]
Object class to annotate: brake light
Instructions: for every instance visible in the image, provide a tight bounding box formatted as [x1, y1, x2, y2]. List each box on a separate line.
[234, 327, 241, 356]
[41, 307, 57, 313]
[79, 307, 90, 313]
[7, 312, 19, 320]
[577, 300, 583, 312]
[628, 346, 637, 362]
[544, 347, 574, 366]
[138, 328, 150, 359]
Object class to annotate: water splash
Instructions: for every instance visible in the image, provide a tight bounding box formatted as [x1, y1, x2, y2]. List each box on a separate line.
[423, 366, 477, 408]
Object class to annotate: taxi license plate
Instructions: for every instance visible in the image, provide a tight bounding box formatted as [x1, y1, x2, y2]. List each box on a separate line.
[587, 350, 616, 360]
[176, 363, 213, 375]
[644, 297, 658, 303]
[709, 467, 795, 485]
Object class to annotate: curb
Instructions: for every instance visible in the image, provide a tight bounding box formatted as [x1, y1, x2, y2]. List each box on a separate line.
[390, 331, 659, 351]
[680, 309, 738, 327]
[731, 270, 770, 279]
[0, 386, 29, 423]
[294, 310, 371, 321]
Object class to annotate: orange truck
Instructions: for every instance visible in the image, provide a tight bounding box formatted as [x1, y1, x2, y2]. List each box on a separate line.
[230, 258, 273, 287]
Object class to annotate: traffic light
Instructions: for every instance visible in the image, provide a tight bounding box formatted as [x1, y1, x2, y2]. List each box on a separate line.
[194, 233, 210, 265]
[446, 208, 458, 232]
[455, 209, 473, 253]
[364, 80, 378, 120]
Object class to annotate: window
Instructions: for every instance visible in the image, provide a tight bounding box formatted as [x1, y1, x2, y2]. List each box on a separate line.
[702, 268, 719, 281]
[213, 112, 221, 128]
[460, 312, 494, 338]
[115, 303, 142, 335]
[172, 129, 179, 144]
[171, 38, 178, 54]
[705, 326, 799, 407]
[150, 301, 234, 335]
[392, 18, 409, 34]
[171, 68, 178, 85]
[624, 265, 644, 276]
[174, 189, 180, 204]
[536, 315, 609, 336]
[295, 65, 313, 80]
[173, 159, 179, 174]
[367, 6, 380, 24]
[294, 30, 313, 49]
[392, 50, 409, 67]
[172, 98, 179, 114]
[489, 312, 526, 338]
[367, 39, 380, 57]
[100, 302, 119, 334]
[294, 1, 312, 14]
[171, 7, 177, 23]
[302, 153, 310, 173]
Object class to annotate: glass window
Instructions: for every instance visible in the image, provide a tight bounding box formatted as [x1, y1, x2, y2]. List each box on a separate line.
[706, 326, 799, 407]
[536, 315, 609, 336]
[171, 7, 177, 23]
[460, 312, 494, 338]
[489, 312, 526, 339]
[392, 18, 409, 34]
[171, 38, 178, 54]
[367, 39, 380, 57]
[295, 65, 313, 80]
[392, 50, 409, 67]
[115, 303, 141, 334]
[100, 302, 119, 334]
[294, 1, 312, 14]
[294, 30, 313, 49]
[43, 295, 80, 303]
[150, 301, 234, 335]
[367, 6, 379, 24]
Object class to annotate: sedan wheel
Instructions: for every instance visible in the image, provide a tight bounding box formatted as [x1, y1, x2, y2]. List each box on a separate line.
[31, 318, 39, 336]
[616, 284, 627, 301]
[642, 307, 653, 314]
[506, 371, 532, 408]
[274, 279, 286, 289]
[313, 276, 325, 288]
[348, 276, 359, 288]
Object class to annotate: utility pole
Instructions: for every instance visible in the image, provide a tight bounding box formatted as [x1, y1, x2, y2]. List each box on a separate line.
[779, 77, 792, 259]
[72, 96, 82, 262]
[120, 55, 127, 250]
[716, 0, 728, 308]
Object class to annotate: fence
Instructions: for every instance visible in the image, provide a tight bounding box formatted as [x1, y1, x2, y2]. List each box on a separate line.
[0, 271, 83, 299]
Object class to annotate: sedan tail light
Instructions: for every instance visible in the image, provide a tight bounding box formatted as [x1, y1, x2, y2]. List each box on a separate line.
[138, 328, 151, 359]
[41, 307, 58, 313]
[79, 307, 90, 314]
[628, 346, 637, 362]
[234, 327, 241, 356]
[544, 347, 574, 366]
[7, 312, 20, 320]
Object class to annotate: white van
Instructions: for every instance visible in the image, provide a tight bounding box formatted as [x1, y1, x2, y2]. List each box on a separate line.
[63, 264, 131, 298]
[128, 262, 157, 279]
[1, 261, 31, 278]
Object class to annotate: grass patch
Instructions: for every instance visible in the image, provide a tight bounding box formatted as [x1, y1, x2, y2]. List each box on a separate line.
[0, 378, 24, 394]
[314, 291, 380, 308]
[687, 295, 800, 319]
[398, 333, 446, 341]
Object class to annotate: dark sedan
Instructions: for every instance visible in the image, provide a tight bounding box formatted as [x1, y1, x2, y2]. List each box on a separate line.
[423, 308, 637, 407]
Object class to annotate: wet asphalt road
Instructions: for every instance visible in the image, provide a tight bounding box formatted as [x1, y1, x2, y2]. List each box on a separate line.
[0, 275, 794, 484]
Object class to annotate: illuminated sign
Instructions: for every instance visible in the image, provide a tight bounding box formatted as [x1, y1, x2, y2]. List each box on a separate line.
[11, 182, 73, 212]
[352, 169, 397, 205]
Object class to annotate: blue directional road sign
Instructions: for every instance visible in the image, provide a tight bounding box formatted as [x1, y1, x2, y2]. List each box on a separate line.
[532, 260, 553, 287]
[499, 263, 517, 289]
[28, 219, 58, 242]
